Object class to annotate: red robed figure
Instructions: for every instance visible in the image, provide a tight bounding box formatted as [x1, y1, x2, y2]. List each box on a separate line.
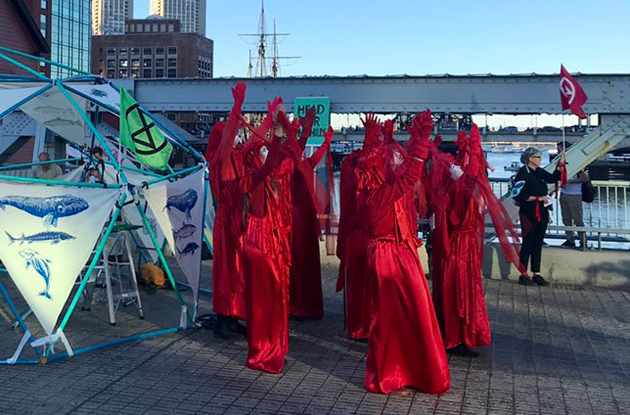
[432, 126, 491, 350]
[241, 111, 294, 374]
[286, 110, 332, 319]
[359, 112, 449, 395]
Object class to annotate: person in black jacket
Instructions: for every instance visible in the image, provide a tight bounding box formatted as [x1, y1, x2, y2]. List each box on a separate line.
[511, 147, 565, 286]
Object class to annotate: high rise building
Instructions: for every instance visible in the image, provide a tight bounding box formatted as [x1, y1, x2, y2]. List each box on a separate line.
[0, 0, 51, 76]
[150, 0, 206, 35]
[92, 0, 133, 35]
[91, 18, 213, 79]
[50, 0, 91, 77]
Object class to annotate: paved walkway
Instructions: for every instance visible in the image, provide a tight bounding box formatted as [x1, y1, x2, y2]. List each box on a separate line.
[0, 261, 629, 415]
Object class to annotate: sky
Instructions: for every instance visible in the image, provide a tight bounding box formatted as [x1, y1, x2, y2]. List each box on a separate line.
[134, 0, 630, 127]
[135, 0, 630, 77]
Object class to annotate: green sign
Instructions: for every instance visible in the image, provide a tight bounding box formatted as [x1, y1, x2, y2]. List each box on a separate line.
[294, 97, 330, 145]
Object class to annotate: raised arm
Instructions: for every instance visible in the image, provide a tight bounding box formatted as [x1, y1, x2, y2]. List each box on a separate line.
[216, 82, 246, 177]
[298, 107, 316, 151]
[308, 127, 333, 168]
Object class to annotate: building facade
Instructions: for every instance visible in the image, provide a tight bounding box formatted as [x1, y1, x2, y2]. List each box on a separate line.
[91, 18, 213, 79]
[0, 0, 51, 76]
[150, 0, 206, 35]
[92, 0, 133, 35]
[50, 0, 91, 77]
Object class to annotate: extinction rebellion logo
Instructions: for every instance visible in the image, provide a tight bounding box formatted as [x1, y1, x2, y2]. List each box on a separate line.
[559, 76, 576, 105]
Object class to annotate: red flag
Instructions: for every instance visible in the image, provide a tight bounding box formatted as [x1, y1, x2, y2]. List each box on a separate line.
[560, 64, 588, 119]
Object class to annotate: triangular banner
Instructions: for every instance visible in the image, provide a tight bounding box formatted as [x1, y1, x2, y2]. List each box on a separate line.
[0, 85, 49, 119]
[0, 182, 121, 335]
[19, 86, 90, 146]
[142, 168, 204, 302]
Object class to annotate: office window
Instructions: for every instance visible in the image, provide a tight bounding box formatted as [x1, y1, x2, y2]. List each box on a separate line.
[143, 69, 152, 78]
[40, 15, 46, 37]
[155, 68, 164, 77]
[119, 48, 128, 57]
[167, 69, 176, 78]
[155, 47, 164, 55]
[131, 59, 140, 68]
[167, 59, 176, 68]
[131, 47, 140, 57]
[143, 59, 152, 68]
[107, 70, 115, 78]
[143, 47, 152, 56]
[152, 24, 158, 32]
[119, 59, 128, 67]
[107, 48, 116, 58]
[107, 59, 115, 68]
[144, 24, 150, 32]
[168, 24, 174, 32]
[41, 0, 46, 9]
[131, 69, 140, 78]
[155, 58, 164, 67]
[119, 69, 128, 77]
[168, 47, 177, 55]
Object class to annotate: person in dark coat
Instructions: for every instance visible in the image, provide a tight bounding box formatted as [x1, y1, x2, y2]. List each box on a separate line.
[511, 147, 565, 286]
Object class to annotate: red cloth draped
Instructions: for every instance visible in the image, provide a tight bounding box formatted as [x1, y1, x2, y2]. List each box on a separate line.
[336, 149, 370, 339]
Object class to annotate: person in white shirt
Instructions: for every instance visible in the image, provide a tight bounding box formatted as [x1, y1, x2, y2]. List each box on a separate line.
[34, 152, 62, 180]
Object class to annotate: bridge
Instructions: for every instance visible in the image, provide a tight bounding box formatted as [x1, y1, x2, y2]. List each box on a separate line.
[335, 129, 583, 143]
[115, 73, 630, 115]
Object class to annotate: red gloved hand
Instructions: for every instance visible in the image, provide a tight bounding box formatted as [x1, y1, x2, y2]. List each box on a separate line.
[323, 126, 334, 145]
[361, 113, 382, 148]
[267, 97, 283, 115]
[412, 109, 433, 140]
[383, 119, 395, 144]
[300, 107, 316, 136]
[231, 82, 247, 111]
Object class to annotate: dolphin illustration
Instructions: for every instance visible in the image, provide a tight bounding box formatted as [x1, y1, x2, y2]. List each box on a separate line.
[165, 189, 198, 220]
[0, 195, 89, 228]
[19, 249, 52, 300]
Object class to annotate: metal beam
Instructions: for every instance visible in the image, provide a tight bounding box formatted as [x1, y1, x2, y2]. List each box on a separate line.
[122, 74, 630, 114]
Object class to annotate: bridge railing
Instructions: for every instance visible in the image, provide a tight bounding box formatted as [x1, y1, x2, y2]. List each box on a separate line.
[489, 178, 630, 249]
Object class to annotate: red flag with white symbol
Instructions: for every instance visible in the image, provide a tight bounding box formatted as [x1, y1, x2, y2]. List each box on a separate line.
[560, 64, 588, 119]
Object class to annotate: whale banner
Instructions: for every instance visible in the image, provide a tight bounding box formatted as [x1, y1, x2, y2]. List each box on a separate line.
[0, 182, 121, 335]
[142, 168, 204, 304]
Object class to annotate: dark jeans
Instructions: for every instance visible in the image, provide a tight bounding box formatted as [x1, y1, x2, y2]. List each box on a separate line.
[519, 213, 547, 274]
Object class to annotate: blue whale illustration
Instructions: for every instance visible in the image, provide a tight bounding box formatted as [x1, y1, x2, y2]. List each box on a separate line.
[20, 249, 52, 300]
[165, 189, 198, 220]
[0, 195, 88, 228]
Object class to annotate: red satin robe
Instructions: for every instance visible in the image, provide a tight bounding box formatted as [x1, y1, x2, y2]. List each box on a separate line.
[209, 115, 247, 320]
[360, 157, 450, 395]
[242, 145, 293, 374]
[336, 149, 370, 339]
[434, 161, 491, 350]
[289, 141, 329, 319]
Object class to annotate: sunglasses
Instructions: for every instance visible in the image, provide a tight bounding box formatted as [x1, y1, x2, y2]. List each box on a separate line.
[530, 155, 542, 159]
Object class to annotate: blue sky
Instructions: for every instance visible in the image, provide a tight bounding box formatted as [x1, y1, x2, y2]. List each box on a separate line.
[135, 0, 630, 78]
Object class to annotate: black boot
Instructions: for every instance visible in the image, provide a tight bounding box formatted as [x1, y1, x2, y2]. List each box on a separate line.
[518, 275, 536, 286]
[226, 316, 247, 336]
[214, 314, 237, 340]
[447, 344, 479, 358]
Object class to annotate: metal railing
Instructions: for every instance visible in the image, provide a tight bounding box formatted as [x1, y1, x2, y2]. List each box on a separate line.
[490, 178, 630, 249]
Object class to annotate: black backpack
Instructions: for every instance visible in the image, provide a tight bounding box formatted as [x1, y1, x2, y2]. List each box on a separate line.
[582, 178, 595, 203]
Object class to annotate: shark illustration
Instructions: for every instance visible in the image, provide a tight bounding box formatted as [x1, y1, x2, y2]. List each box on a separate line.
[165, 189, 198, 220]
[6, 231, 75, 245]
[20, 249, 52, 300]
[43, 117, 82, 128]
[0, 195, 89, 228]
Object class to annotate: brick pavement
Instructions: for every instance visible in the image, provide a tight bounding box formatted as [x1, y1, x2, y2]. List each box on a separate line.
[0, 261, 628, 414]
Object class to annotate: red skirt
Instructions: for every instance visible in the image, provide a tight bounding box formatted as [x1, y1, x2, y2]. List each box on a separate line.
[365, 239, 450, 395]
[242, 215, 289, 374]
[212, 206, 246, 320]
[435, 230, 491, 349]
